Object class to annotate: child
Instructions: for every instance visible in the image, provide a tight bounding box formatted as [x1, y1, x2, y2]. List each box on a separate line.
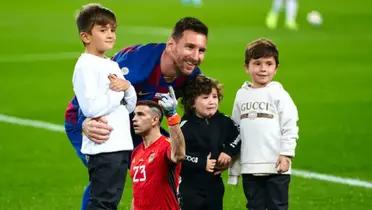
[72, 3, 137, 209]
[179, 75, 241, 210]
[228, 38, 299, 210]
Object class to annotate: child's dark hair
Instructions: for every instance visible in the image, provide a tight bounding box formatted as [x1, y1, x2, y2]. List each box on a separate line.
[136, 100, 164, 123]
[76, 3, 116, 33]
[245, 38, 279, 66]
[181, 75, 223, 115]
[171, 17, 208, 40]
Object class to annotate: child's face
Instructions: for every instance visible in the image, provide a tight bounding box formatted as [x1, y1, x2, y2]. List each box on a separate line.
[193, 88, 219, 118]
[83, 23, 116, 56]
[246, 56, 278, 88]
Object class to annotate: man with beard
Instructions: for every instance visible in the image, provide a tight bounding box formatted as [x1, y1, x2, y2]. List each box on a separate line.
[130, 94, 185, 210]
[64, 17, 208, 210]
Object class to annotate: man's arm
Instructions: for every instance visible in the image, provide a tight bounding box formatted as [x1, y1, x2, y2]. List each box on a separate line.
[82, 117, 112, 143]
[168, 117, 185, 163]
[130, 199, 134, 210]
[158, 86, 185, 163]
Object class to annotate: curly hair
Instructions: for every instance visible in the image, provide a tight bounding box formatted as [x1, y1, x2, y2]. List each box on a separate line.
[181, 75, 223, 115]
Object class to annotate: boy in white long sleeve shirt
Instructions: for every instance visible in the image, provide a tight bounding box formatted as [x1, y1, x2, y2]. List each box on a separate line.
[72, 4, 136, 209]
[228, 38, 299, 210]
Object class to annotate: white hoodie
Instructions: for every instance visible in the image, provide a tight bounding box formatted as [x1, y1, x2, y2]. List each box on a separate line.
[73, 53, 137, 155]
[228, 81, 299, 184]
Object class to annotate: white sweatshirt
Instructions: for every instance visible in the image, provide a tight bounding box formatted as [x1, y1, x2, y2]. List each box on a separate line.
[73, 53, 136, 155]
[228, 81, 298, 184]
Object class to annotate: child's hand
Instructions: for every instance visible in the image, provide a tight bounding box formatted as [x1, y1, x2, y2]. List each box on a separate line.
[217, 152, 232, 169]
[205, 153, 216, 173]
[213, 152, 232, 175]
[276, 155, 291, 173]
[108, 74, 131, 92]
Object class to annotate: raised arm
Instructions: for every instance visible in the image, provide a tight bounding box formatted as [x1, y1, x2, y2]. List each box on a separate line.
[158, 86, 185, 163]
[168, 115, 185, 163]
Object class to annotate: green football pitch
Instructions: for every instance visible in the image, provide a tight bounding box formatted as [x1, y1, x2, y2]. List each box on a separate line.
[1, 0, 372, 209]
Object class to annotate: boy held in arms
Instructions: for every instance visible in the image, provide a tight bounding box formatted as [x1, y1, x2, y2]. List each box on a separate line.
[228, 38, 299, 210]
[72, 4, 136, 209]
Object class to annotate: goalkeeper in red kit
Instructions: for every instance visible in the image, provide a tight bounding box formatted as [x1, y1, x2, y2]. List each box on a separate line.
[130, 87, 185, 210]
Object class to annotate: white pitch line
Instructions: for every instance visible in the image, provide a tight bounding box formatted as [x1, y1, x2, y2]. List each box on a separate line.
[0, 113, 64, 133]
[1, 113, 372, 189]
[292, 169, 372, 189]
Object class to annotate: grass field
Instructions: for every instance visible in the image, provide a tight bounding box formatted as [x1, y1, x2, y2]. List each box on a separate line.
[1, 0, 372, 209]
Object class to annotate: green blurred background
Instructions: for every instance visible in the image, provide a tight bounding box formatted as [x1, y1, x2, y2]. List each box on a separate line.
[1, 0, 371, 209]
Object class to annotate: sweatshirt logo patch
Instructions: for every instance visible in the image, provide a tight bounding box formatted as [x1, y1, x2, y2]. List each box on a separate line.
[241, 112, 274, 120]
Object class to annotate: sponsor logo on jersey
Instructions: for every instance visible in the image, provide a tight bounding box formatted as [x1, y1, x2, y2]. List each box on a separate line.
[138, 91, 152, 96]
[121, 67, 129, 75]
[148, 152, 156, 163]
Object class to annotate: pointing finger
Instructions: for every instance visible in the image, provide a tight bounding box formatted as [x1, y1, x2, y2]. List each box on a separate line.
[168, 86, 176, 100]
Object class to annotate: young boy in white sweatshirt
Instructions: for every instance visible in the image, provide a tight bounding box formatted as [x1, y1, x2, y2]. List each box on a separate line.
[228, 38, 299, 210]
[72, 4, 137, 209]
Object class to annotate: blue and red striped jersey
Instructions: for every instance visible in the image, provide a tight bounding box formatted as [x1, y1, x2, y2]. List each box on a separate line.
[65, 43, 201, 142]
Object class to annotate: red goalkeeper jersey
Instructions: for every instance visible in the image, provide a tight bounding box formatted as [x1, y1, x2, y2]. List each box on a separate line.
[130, 135, 181, 210]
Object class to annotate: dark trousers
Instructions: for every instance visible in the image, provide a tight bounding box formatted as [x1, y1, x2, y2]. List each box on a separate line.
[242, 174, 290, 210]
[86, 151, 129, 210]
[180, 176, 224, 210]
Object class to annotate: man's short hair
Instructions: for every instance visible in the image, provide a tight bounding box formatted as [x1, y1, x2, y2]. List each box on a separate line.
[137, 100, 164, 123]
[245, 38, 279, 66]
[171, 17, 208, 40]
[76, 3, 116, 33]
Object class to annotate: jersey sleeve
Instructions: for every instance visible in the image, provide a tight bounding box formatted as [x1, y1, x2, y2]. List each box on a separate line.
[123, 85, 137, 113]
[183, 151, 207, 171]
[112, 44, 165, 86]
[64, 96, 85, 136]
[222, 117, 241, 157]
[164, 138, 172, 161]
[112, 45, 147, 85]
[227, 155, 241, 185]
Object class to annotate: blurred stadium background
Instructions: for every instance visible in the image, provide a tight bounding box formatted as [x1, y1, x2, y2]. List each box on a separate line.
[0, 0, 372, 209]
